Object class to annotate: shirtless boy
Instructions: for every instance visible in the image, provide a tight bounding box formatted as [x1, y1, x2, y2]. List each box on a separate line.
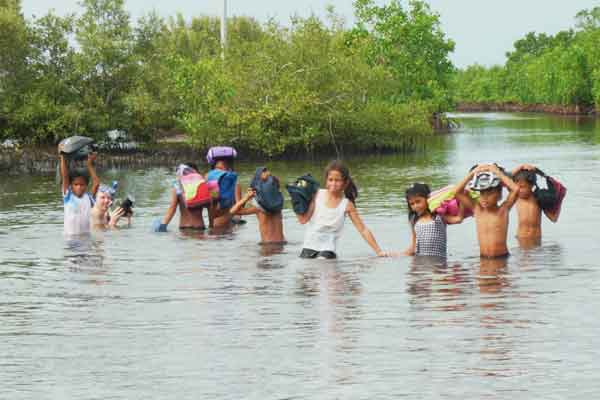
[454, 164, 520, 258]
[230, 168, 285, 244]
[511, 164, 559, 243]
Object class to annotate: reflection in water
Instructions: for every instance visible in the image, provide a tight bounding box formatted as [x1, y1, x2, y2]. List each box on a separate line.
[64, 234, 108, 285]
[517, 236, 542, 250]
[256, 243, 286, 269]
[406, 256, 472, 312]
[477, 256, 510, 297]
[295, 262, 363, 384]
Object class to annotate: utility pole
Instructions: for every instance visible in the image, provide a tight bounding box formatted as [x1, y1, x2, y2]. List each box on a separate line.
[220, 0, 227, 59]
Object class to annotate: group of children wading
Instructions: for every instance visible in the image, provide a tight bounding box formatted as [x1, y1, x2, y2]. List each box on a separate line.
[59, 141, 566, 260]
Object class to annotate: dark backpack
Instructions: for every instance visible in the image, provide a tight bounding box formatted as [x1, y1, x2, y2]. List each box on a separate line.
[253, 176, 284, 214]
[533, 169, 566, 212]
[286, 174, 320, 215]
[207, 169, 238, 209]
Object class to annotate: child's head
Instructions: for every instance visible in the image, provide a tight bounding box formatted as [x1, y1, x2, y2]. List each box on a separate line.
[68, 169, 90, 197]
[405, 183, 431, 224]
[324, 160, 357, 203]
[513, 169, 536, 198]
[95, 185, 114, 211]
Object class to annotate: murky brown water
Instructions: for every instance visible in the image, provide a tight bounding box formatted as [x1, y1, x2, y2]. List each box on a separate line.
[1, 113, 599, 399]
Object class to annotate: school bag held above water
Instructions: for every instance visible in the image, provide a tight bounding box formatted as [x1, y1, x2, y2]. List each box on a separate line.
[176, 164, 214, 208]
[250, 167, 284, 214]
[427, 185, 479, 218]
[207, 169, 238, 209]
[286, 174, 320, 215]
[533, 169, 567, 218]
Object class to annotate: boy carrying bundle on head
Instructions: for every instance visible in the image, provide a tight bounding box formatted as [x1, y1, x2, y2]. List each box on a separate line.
[511, 163, 566, 245]
[454, 164, 520, 258]
[230, 167, 285, 244]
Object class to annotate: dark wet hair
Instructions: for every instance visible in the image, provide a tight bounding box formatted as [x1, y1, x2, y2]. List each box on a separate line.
[513, 169, 537, 186]
[69, 168, 90, 185]
[405, 183, 431, 225]
[324, 160, 357, 204]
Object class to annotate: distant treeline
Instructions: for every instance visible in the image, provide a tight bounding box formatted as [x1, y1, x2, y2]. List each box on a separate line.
[453, 7, 600, 112]
[0, 0, 456, 156]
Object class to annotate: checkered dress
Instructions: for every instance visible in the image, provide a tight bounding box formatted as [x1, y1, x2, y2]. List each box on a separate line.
[414, 214, 447, 257]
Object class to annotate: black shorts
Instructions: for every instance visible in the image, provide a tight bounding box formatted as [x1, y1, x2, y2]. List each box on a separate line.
[300, 248, 337, 259]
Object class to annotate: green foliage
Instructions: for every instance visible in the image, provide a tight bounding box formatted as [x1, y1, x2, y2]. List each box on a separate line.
[352, 0, 455, 110]
[1, 1, 453, 155]
[455, 8, 600, 110]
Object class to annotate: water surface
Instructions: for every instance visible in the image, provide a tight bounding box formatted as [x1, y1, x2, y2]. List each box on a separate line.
[1, 113, 599, 399]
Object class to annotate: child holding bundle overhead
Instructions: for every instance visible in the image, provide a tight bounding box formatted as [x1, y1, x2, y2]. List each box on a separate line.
[454, 163, 520, 258]
[511, 163, 566, 242]
[59, 150, 100, 235]
[403, 183, 465, 258]
[206, 146, 242, 229]
[230, 166, 286, 244]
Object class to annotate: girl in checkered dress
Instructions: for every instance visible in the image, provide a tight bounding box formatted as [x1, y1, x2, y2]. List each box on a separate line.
[403, 183, 464, 258]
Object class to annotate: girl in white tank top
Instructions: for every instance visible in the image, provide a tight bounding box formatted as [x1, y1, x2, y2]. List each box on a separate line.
[297, 160, 391, 259]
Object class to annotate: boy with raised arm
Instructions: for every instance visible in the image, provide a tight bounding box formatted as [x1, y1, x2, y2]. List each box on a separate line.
[59, 152, 100, 235]
[454, 164, 520, 258]
[511, 164, 561, 243]
[230, 167, 285, 244]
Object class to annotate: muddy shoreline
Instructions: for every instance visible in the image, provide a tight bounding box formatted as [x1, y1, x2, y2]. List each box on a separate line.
[0, 142, 419, 175]
[455, 102, 597, 115]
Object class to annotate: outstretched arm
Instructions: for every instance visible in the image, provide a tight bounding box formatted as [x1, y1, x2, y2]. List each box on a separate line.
[403, 226, 416, 256]
[230, 189, 258, 216]
[87, 153, 100, 197]
[161, 189, 179, 226]
[347, 202, 389, 257]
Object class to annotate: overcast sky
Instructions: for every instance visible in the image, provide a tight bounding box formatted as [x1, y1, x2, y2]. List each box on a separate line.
[22, 0, 598, 67]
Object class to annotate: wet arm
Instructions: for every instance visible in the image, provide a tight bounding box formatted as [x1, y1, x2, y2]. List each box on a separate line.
[494, 165, 520, 209]
[230, 190, 258, 216]
[161, 190, 178, 226]
[60, 155, 69, 194]
[454, 171, 476, 210]
[403, 226, 416, 256]
[87, 153, 100, 197]
[296, 198, 316, 225]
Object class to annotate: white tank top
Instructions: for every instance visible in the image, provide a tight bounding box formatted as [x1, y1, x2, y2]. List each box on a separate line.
[302, 189, 349, 252]
[63, 189, 93, 235]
